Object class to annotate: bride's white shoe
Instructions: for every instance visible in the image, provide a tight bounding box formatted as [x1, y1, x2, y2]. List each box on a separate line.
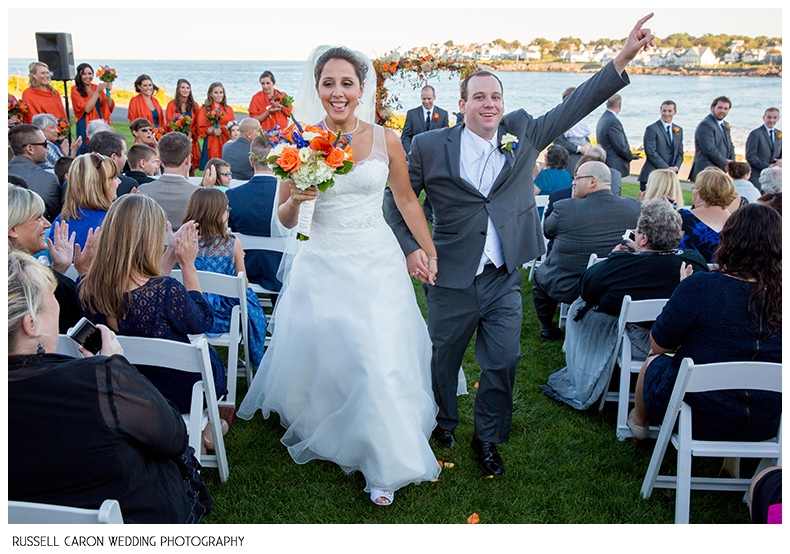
[369, 488, 394, 506]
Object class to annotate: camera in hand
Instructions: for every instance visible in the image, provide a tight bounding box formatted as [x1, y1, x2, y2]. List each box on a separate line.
[67, 317, 103, 355]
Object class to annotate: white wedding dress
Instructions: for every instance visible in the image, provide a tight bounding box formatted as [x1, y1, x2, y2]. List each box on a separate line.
[238, 125, 440, 494]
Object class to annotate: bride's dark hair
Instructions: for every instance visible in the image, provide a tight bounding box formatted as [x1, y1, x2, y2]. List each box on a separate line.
[314, 47, 368, 85]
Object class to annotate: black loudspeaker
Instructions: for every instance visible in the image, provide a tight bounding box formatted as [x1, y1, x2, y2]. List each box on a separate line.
[35, 32, 75, 81]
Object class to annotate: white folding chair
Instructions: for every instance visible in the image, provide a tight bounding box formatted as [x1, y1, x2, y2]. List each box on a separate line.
[115, 335, 229, 483]
[171, 269, 249, 407]
[559, 253, 603, 329]
[592, 295, 669, 440]
[640, 358, 782, 524]
[9, 499, 124, 524]
[523, 195, 550, 282]
[232, 233, 288, 303]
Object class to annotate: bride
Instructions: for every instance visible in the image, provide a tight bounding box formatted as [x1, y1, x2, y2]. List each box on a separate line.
[237, 46, 441, 506]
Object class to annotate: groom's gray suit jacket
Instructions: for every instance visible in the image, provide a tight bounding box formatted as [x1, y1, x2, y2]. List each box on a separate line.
[385, 62, 629, 288]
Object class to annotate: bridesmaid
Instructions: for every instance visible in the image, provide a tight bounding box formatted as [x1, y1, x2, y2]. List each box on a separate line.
[70, 63, 114, 151]
[127, 74, 165, 127]
[196, 82, 235, 170]
[248, 71, 292, 131]
[165, 79, 201, 173]
[21, 62, 66, 124]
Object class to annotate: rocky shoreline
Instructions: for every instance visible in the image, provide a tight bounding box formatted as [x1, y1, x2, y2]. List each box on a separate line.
[489, 61, 782, 77]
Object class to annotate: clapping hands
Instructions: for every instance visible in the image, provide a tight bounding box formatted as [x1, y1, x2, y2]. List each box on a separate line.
[174, 220, 200, 267]
[47, 220, 76, 274]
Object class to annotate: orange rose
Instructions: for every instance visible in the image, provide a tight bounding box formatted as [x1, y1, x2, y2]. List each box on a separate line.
[277, 147, 301, 173]
[310, 135, 333, 154]
[325, 147, 346, 168]
[343, 145, 354, 162]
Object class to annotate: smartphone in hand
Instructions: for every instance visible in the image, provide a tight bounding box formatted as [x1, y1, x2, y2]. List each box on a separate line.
[67, 317, 103, 355]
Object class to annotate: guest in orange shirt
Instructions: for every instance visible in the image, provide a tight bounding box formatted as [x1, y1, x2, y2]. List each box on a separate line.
[166, 79, 201, 173]
[21, 62, 67, 124]
[196, 82, 235, 170]
[127, 74, 165, 127]
[248, 71, 292, 131]
[71, 63, 115, 152]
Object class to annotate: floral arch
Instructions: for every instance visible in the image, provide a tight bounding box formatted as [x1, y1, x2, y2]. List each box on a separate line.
[372, 52, 480, 128]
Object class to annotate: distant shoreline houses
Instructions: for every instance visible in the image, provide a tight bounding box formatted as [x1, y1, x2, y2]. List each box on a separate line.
[407, 40, 783, 68]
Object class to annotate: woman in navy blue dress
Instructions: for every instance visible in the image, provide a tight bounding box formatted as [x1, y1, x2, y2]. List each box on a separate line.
[629, 203, 782, 442]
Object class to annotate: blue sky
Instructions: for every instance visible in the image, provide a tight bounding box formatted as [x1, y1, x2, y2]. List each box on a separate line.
[7, 6, 784, 62]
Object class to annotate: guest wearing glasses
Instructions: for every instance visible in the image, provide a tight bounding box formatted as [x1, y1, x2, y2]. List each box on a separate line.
[200, 158, 232, 193]
[8, 124, 65, 221]
[130, 118, 159, 149]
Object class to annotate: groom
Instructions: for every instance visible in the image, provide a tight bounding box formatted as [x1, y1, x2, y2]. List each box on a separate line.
[385, 14, 654, 476]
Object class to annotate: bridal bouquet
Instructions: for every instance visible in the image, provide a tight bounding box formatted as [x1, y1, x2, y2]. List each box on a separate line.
[8, 97, 29, 119]
[96, 66, 117, 99]
[262, 120, 354, 240]
[170, 113, 193, 135]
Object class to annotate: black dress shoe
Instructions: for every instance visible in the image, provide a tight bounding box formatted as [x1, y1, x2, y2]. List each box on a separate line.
[431, 428, 456, 449]
[471, 436, 504, 476]
[540, 327, 563, 341]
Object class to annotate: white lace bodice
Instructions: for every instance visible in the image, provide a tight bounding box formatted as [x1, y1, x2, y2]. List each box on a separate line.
[304, 125, 391, 256]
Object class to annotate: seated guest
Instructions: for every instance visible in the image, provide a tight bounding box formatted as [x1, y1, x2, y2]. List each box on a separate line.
[8, 251, 212, 524]
[227, 120, 241, 142]
[49, 153, 119, 249]
[541, 199, 709, 410]
[629, 203, 782, 442]
[138, 132, 199, 230]
[86, 119, 113, 141]
[677, 167, 737, 263]
[8, 184, 95, 333]
[533, 161, 640, 340]
[182, 188, 269, 368]
[639, 168, 685, 209]
[8, 124, 65, 221]
[757, 191, 781, 216]
[54, 156, 73, 187]
[222, 117, 261, 181]
[534, 144, 572, 196]
[77, 194, 228, 416]
[726, 161, 761, 204]
[130, 117, 158, 148]
[87, 130, 138, 197]
[32, 113, 80, 170]
[124, 144, 160, 186]
[759, 166, 782, 194]
[200, 158, 232, 192]
[227, 136, 287, 296]
[750, 466, 782, 524]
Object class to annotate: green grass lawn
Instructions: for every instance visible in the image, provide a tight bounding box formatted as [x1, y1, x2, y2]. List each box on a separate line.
[101, 122, 745, 524]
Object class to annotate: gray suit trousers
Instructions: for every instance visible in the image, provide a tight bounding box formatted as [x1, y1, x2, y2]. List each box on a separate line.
[426, 265, 522, 443]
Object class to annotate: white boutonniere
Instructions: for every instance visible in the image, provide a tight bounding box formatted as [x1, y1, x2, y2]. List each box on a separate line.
[500, 133, 518, 153]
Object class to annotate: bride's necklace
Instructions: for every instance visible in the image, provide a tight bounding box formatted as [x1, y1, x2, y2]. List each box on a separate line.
[322, 117, 359, 136]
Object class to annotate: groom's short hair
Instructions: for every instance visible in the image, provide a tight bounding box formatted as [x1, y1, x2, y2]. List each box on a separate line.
[460, 70, 503, 102]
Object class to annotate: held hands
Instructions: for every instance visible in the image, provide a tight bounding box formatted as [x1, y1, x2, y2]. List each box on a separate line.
[406, 249, 437, 285]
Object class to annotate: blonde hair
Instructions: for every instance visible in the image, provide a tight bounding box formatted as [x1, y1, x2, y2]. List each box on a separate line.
[28, 61, 56, 93]
[78, 195, 166, 318]
[8, 185, 46, 252]
[694, 167, 738, 208]
[60, 153, 118, 220]
[8, 250, 57, 351]
[644, 169, 685, 209]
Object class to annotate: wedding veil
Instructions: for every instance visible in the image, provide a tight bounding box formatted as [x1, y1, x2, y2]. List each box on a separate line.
[293, 45, 377, 126]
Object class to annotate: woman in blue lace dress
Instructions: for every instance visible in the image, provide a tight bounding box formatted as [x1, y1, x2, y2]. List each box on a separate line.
[77, 194, 227, 414]
[677, 167, 738, 263]
[182, 188, 268, 368]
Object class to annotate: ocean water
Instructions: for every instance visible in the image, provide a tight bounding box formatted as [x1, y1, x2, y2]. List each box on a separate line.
[9, 58, 782, 155]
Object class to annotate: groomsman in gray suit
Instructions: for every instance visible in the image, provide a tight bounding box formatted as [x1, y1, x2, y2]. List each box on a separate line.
[745, 107, 782, 190]
[385, 14, 655, 477]
[596, 94, 641, 178]
[400, 85, 450, 157]
[638, 100, 684, 190]
[689, 96, 735, 181]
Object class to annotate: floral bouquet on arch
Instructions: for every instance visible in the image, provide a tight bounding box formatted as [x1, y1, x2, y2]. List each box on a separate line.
[95, 65, 117, 99]
[261, 120, 354, 240]
[171, 113, 193, 135]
